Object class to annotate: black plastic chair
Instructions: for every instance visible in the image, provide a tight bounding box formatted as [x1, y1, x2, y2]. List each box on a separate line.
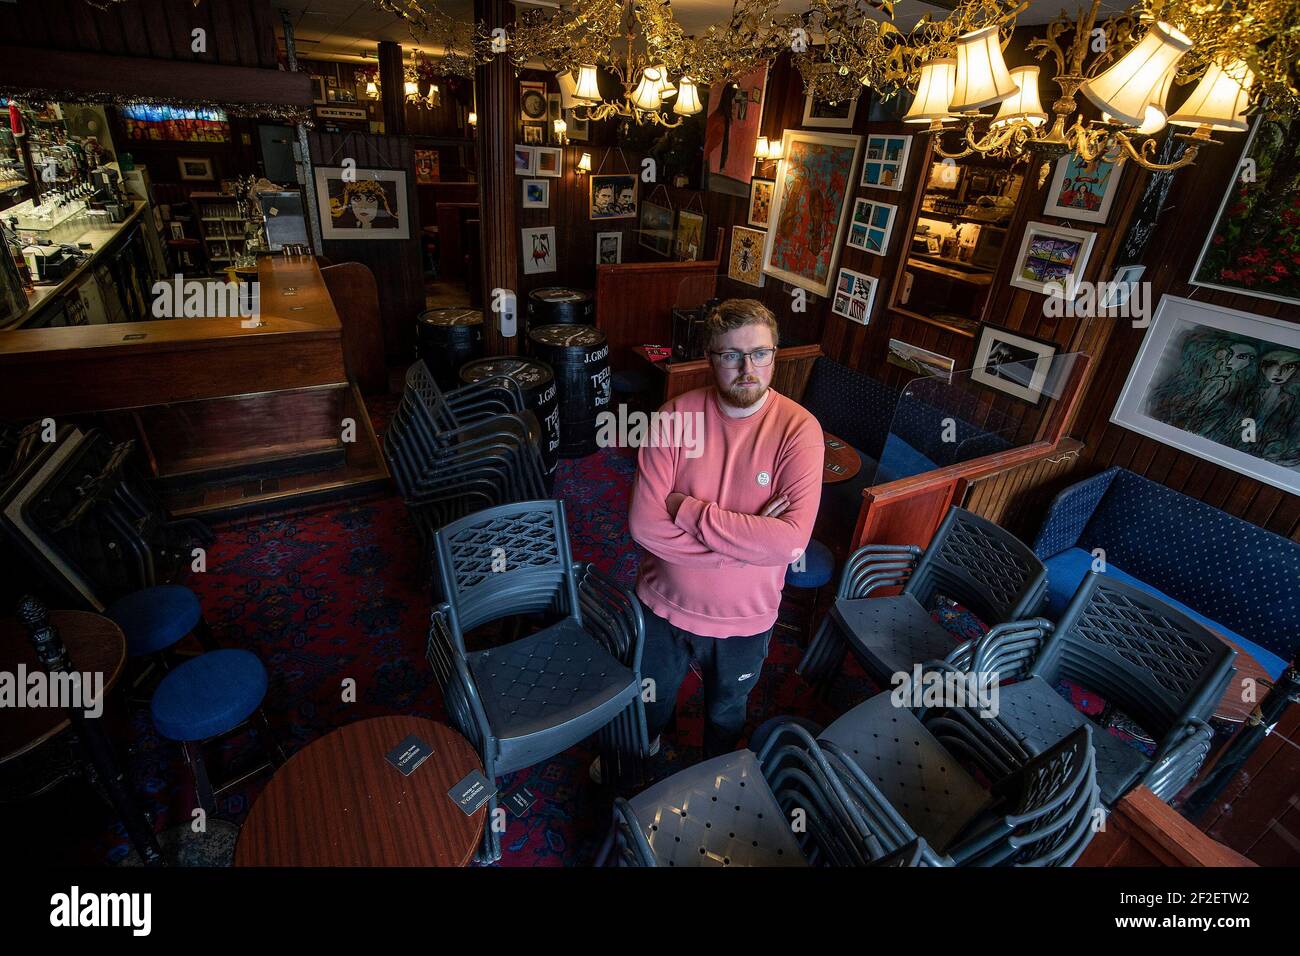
[820, 692, 1101, 866]
[426, 499, 648, 862]
[601, 721, 931, 867]
[964, 572, 1236, 806]
[798, 506, 1047, 692]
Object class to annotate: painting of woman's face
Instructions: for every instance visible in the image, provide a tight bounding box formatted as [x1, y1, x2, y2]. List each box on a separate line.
[351, 193, 379, 224]
[1261, 350, 1300, 386]
[1224, 343, 1257, 371]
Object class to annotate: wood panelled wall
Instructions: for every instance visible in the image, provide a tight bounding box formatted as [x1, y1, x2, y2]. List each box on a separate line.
[0, 0, 280, 68]
[307, 130, 425, 364]
[1073, 135, 1300, 542]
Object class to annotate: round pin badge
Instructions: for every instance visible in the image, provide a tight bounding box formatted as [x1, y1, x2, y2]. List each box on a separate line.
[757, 471, 771, 486]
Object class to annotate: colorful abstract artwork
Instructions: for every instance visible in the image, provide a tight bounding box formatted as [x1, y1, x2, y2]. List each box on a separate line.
[1009, 221, 1096, 297]
[831, 267, 876, 324]
[1112, 296, 1300, 494]
[1192, 117, 1300, 306]
[846, 198, 896, 256]
[728, 225, 766, 287]
[1043, 153, 1121, 224]
[762, 130, 862, 296]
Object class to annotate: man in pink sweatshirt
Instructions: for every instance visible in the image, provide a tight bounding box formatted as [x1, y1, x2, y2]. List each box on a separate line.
[628, 298, 824, 758]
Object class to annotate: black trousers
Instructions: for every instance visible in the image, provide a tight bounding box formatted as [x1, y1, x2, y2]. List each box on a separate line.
[640, 600, 773, 758]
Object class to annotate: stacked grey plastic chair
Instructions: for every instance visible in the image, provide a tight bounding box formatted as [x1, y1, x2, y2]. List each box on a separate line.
[425, 499, 648, 862]
[953, 572, 1236, 806]
[820, 692, 1101, 866]
[798, 506, 1047, 692]
[602, 721, 938, 867]
[385, 360, 547, 554]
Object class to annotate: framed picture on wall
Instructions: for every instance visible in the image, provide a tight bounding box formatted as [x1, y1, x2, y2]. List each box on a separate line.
[311, 76, 328, 104]
[675, 209, 707, 261]
[567, 112, 589, 141]
[1009, 221, 1096, 297]
[522, 226, 557, 274]
[831, 267, 877, 325]
[970, 324, 1059, 404]
[747, 177, 775, 228]
[522, 124, 545, 145]
[414, 149, 441, 185]
[596, 231, 623, 265]
[514, 145, 536, 175]
[705, 62, 769, 196]
[727, 225, 766, 287]
[1111, 295, 1300, 494]
[887, 338, 955, 383]
[314, 166, 410, 240]
[534, 147, 563, 178]
[177, 157, 214, 181]
[1191, 116, 1300, 306]
[1042, 152, 1122, 224]
[761, 129, 863, 296]
[639, 201, 674, 256]
[860, 134, 912, 190]
[801, 77, 859, 129]
[590, 174, 637, 219]
[522, 179, 549, 209]
[846, 198, 896, 256]
[520, 81, 548, 123]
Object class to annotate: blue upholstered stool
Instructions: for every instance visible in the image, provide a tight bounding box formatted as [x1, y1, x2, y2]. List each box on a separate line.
[782, 541, 836, 643]
[151, 649, 281, 814]
[107, 585, 209, 658]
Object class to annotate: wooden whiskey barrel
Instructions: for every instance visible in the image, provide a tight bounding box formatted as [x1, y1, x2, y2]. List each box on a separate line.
[458, 356, 560, 476]
[527, 324, 611, 459]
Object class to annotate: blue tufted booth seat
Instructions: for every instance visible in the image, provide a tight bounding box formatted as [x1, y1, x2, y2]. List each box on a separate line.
[799, 358, 1011, 537]
[1033, 467, 1298, 679]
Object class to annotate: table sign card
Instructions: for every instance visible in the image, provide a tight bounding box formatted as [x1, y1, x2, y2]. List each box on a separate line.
[503, 785, 537, 818]
[385, 734, 434, 776]
[449, 769, 496, 815]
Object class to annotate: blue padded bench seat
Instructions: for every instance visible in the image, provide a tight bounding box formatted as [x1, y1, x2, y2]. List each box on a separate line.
[1035, 467, 1299, 681]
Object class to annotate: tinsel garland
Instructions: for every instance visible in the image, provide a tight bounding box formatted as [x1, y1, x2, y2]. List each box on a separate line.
[0, 86, 314, 124]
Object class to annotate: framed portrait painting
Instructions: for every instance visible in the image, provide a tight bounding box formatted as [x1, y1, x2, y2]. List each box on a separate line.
[762, 129, 863, 296]
[727, 225, 766, 288]
[589, 174, 637, 220]
[1042, 153, 1122, 224]
[1009, 221, 1096, 297]
[1111, 295, 1300, 494]
[969, 324, 1059, 405]
[314, 166, 409, 240]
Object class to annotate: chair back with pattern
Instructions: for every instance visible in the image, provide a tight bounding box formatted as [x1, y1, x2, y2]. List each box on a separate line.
[904, 507, 1046, 625]
[433, 500, 580, 634]
[1032, 573, 1236, 740]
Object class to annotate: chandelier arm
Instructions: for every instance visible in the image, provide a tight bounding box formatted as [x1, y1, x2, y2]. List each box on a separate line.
[1119, 133, 1201, 172]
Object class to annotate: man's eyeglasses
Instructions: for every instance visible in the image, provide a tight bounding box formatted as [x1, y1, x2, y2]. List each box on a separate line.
[709, 348, 776, 369]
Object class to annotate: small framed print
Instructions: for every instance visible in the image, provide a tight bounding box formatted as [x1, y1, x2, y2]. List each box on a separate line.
[860, 134, 912, 191]
[522, 178, 549, 209]
[1010, 221, 1097, 298]
[846, 198, 896, 256]
[523, 124, 546, 145]
[674, 209, 706, 261]
[747, 176, 775, 228]
[567, 112, 590, 141]
[801, 78, 859, 129]
[1042, 152, 1122, 224]
[534, 146, 563, 178]
[178, 157, 214, 181]
[831, 266, 877, 325]
[639, 201, 674, 257]
[727, 225, 766, 287]
[596, 231, 623, 265]
[520, 81, 548, 122]
[1100, 264, 1146, 310]
[970, 323, 1059, 405]
[522, 225, 557, 274]
[514, 145, 536, 176]
[311, 76, 328, 104]
[590, 174, 637, 219]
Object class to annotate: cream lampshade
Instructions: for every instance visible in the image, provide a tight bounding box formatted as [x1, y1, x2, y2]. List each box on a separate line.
[573, 65, 602, 102]
[577, 152, 592, 173]
[653, 65, 677, 99]
[631, 68, 663, 111]
[1168, 58, 1254, 132]
[404, 79, 419, 98]
[365, 80, 379, 99]
[557, 70, 579, 109]
[1081, 21, 1191, 127]
[950, 27, 1018, 112]
[1105, 66, 1175, 134]
[468, 111, 477, 126]
[990, 66, 1048, 128]
[755, 136, 770, 159]
[903, 58, 958, 124]
[765, 138, 782, 161]
[673, 77, 702, 115]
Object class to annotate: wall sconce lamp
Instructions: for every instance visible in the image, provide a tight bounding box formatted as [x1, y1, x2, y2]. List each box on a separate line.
[553, 118, 569, 144]
[467, 111, 478, 126]
[577, 152, 592, 174]
[754, 135, 782, 170]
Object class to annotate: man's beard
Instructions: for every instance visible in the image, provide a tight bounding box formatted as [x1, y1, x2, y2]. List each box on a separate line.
[721, 378, 768, 408]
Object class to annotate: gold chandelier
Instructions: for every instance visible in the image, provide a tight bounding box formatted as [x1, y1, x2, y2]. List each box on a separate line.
[903, 0, 1254, 175]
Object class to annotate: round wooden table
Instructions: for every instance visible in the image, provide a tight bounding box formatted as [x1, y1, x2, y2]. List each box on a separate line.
[0, 611, 126, 766]
[822, 431, 862, 485]
[1214, 638, 1273, 724]
[235, 716, 486, 867]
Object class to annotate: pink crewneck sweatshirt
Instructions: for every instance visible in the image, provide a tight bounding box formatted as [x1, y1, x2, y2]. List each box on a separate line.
[629, 386, 824, 637]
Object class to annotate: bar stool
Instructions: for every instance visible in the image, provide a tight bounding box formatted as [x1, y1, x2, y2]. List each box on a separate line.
[782, 540, 835, 644]
[106, 585, 215, 701]
[150, 649, 283, 815]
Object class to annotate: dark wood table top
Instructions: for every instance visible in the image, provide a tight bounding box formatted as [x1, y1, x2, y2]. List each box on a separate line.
[1215, 638, 1272, 724]
[0, 611, 126, 766]
[234, 716, 486, 867]
[822, 431, 862, 485]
